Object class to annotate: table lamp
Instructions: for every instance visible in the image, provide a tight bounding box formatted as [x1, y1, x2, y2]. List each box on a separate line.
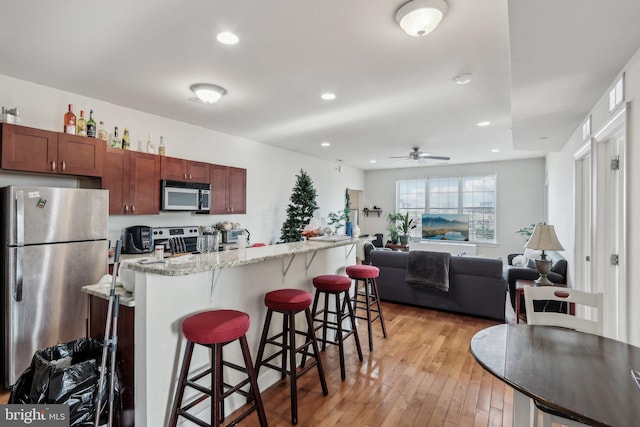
[525, 224, 565, 285]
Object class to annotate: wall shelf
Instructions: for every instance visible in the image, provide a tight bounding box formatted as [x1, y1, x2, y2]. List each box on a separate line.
[363, 208, 382, 217]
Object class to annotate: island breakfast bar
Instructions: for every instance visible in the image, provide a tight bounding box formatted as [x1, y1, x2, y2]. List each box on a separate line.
[88, 238, 362, 426]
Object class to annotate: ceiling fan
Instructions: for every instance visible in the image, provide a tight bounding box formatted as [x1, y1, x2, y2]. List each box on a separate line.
[389, 146, 450, 161]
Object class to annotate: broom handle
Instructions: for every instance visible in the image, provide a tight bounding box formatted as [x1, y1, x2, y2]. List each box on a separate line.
[94, 240, 122, 427]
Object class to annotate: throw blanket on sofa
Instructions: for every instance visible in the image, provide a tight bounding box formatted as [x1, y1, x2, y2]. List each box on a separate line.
[405, 250, 451, 292]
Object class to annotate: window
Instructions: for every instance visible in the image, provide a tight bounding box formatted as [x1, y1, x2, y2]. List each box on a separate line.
[395, 179, 425, 239]
[396, 174, 497, 242]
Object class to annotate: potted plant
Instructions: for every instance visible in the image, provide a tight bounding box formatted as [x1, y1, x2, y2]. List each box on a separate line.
[328, 189, 352, 235]
[388, 212, 416, 244]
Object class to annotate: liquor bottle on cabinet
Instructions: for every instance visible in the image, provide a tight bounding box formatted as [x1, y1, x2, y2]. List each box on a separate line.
[111, 126, 121, 148]
[63, 104, 76, 134]
[158, 136, 166, 156]
[146, 133, 154, 153]
[97, 121, 108, 142]
[122, 128, 130, 150]
[77, 110, 87, 136]
[87, 110, 96, 138]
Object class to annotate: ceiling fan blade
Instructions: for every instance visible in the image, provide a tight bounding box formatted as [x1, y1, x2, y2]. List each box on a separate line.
[419, 154, 450, 161]
[388, 155, 410, 159]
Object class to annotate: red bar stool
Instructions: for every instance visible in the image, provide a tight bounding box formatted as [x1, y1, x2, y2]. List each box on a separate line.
[308, 274, 363, 380]
[346, 265, 388, 351]
[168, 309, 268, 427]
[254, 289, 328, 425]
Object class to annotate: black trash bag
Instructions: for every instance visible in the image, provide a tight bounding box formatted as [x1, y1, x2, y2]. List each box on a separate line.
[9, 337, 120, 427]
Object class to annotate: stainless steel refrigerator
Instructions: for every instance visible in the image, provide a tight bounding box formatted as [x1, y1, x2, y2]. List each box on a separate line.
[1, 186, 108, 387]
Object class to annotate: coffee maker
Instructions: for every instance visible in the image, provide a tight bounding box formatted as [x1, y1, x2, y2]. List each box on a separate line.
[122, 225, 153, 254]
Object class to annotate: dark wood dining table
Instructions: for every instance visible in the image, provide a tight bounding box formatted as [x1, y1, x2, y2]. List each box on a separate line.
[470, 324, 640, 427]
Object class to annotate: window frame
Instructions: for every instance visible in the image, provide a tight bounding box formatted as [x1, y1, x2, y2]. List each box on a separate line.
[395, 174, 497, 243]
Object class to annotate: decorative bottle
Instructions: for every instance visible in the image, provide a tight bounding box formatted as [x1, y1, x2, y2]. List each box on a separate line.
[122, 128, 130, 150]
[97, 121, 108, 142]
[146, 133, 154, 153]
[63, 104, 76, 134]
[87, 110, 96, 138]
[158, 136, 166, 156]
[111, 126, 121, 148]
[77, 110, 87, 136]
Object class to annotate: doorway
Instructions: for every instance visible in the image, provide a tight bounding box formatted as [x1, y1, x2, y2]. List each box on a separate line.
[592, 106, 627, 341]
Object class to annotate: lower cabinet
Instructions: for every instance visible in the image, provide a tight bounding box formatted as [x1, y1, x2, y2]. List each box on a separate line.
[102, 148, 161, 215]
[89, 296, 134, 427]
[210, 165, 246, 214]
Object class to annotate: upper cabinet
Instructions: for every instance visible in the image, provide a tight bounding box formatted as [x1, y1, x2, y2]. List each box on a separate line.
[1, 124, 104, 176]
[160, 156, 210, 183]
[210, 165, 246, 214]
[102, 148, 160, 215]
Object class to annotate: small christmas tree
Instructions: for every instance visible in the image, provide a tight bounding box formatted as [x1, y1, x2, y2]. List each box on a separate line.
[280, 169, 319, 242]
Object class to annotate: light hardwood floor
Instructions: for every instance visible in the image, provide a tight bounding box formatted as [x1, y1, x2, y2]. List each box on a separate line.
[0, 302, 515, 426]
[233, 301, 511, 426]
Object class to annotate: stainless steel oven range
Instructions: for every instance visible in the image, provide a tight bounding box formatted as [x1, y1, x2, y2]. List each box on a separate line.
[152, 226, 200, 255]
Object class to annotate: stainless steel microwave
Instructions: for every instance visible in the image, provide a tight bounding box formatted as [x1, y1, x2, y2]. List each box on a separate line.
[161, 180, 211, 213]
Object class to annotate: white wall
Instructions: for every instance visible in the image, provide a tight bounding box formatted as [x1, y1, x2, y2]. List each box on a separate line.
[547, 47, 640, 345]
[0, 74, 365, 245]
[362, 158, 546, 259]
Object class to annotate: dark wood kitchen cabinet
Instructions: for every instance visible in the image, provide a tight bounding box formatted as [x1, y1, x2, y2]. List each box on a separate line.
[1, 123, 104, 176]
[160, 155, 210, 183]
[210, 165, 246, 214]
[102, 147, 160, 215]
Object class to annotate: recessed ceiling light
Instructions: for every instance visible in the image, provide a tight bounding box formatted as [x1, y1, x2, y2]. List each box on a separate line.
[453, 73, 473, 85]
[321, 142, 331, 147]
[491, 149, 500, 153]
[370, 160, 377, 163]
[216, 32, 239, 45]
[477, 121, 491, 127]
[321, 93, 336, 101]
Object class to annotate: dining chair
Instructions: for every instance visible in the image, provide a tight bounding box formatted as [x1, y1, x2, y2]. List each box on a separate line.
[524, 286, 604, 427]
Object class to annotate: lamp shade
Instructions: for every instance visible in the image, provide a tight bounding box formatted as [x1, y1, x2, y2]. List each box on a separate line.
[525, 224, 565, 251]
[191, 83, 226, 104]
[395, 0, 448, 37]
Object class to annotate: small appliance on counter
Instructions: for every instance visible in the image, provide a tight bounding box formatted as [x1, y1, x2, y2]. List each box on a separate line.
[122, 225, 153, 254]
[221, 228, 249, 244]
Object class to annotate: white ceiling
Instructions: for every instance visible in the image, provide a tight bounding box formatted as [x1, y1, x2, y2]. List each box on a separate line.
[1, 0, 639, 170]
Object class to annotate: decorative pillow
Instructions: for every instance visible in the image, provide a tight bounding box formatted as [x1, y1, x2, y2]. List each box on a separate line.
[523, 248, 542, 269]
[511, 254, 527, 267]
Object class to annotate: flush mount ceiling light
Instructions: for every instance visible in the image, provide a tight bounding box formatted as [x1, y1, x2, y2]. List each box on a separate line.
[477, 121, 491, 127]
[453, 73, 473, 85]
[190, 84, 226, 104]
[395, 0, 448, 37]
[216, 32, 239, 45]
[321, 93, 336, 101]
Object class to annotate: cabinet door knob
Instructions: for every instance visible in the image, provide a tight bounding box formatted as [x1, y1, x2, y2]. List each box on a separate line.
[61, 161, 66, 172]
[124, 205, 129, 213]
[189, 174, 192, 180]
[51, 161, 56, 171]
[184, 173, 187, 179]
[131, 205, 136, 213]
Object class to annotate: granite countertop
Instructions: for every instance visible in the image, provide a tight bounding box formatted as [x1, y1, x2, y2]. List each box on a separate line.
[82, 283, 136, 307]
[121, 237, 363, 277]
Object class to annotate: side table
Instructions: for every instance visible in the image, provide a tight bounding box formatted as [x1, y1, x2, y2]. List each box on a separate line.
[384, 243, 409, 252]
[515, 279, 575, 324]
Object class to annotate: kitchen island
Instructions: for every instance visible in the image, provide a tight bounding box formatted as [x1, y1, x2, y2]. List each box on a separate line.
[85, 238, 362, 426]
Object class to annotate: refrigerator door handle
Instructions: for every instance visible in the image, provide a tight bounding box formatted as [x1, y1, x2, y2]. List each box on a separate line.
[11, 248, 23, 302]
[15, 190, 24, 246]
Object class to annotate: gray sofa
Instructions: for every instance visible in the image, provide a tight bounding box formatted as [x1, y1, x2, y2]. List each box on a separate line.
[370, 250, 507, 321]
